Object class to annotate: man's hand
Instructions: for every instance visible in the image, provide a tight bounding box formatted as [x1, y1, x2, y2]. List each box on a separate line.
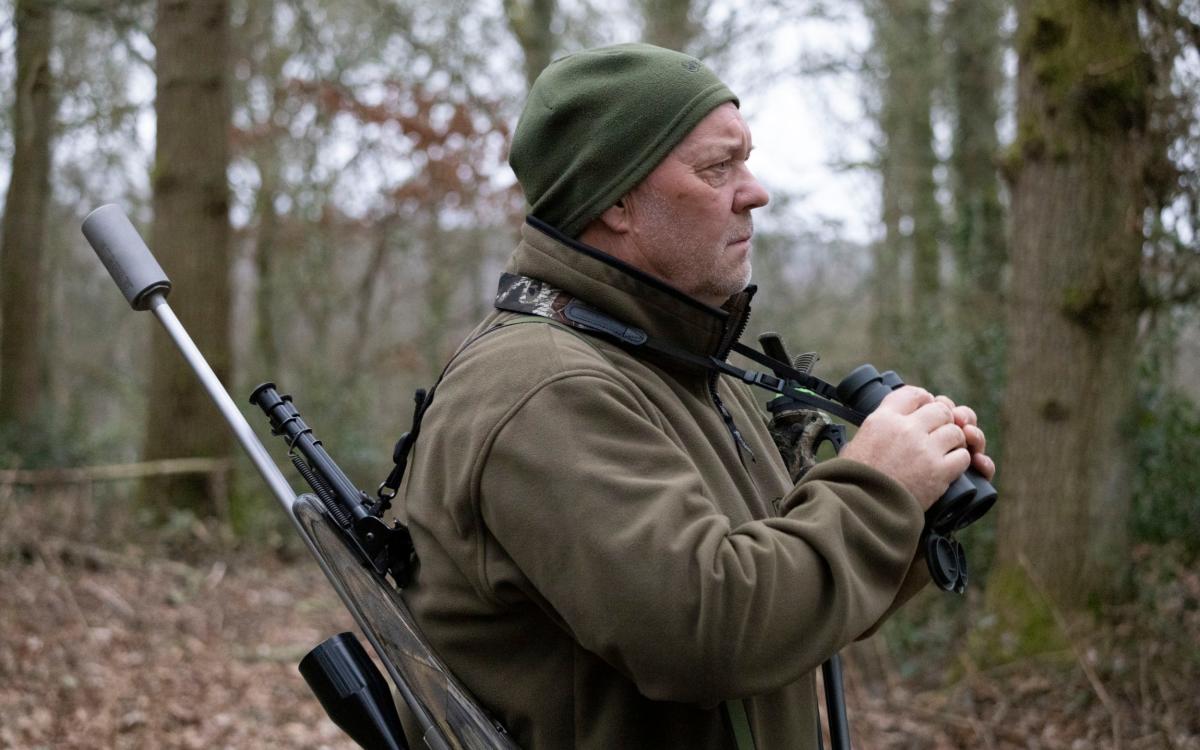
[933, 396, 996, 482]
[840, 386, 993, 510]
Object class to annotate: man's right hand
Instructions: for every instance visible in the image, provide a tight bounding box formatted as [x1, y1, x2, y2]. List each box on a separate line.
[839, 386, 971, 510]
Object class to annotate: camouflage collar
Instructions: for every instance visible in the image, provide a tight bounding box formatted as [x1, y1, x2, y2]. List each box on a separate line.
[494, 272, 576, 327]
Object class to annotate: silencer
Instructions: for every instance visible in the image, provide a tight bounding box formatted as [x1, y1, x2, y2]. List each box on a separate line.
[81, 204, 171, 310]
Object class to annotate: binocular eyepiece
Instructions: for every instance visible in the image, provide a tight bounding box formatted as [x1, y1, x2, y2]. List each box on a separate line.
[835, 365, 998, 593]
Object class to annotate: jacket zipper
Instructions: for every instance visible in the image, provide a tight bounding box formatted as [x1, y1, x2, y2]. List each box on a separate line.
[712, 387, 754, 459]
[710, 298, 755, 461]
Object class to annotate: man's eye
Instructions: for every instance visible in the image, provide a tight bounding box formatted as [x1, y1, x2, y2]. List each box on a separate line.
[709, 160, 732, 172]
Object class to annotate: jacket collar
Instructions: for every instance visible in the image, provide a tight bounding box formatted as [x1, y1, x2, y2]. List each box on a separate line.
[504, 217, 755, 366]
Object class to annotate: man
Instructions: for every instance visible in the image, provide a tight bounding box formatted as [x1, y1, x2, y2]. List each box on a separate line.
[401, 43, 994, 749]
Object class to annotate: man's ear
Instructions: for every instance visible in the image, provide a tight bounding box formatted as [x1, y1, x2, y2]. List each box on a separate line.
[596, 197, 630, 234]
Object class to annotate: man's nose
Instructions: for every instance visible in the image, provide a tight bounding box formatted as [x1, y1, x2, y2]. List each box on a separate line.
[735, 167, 770, 212]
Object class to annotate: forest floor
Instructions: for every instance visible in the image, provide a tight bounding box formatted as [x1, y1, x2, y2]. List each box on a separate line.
[1, 490, 1198, 749]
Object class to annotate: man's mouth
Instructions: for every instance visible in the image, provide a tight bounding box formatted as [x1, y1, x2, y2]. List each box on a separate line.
[728, 225, 754, 246]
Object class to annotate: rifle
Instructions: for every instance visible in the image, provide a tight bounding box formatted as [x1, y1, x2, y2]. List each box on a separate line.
[82, 204, 517, 750]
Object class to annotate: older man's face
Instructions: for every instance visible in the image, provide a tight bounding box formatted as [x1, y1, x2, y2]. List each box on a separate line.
[622, 102, 770, 306]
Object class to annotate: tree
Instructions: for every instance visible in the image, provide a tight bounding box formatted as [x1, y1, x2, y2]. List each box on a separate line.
[865, 0, 943, 385]
[640, 0, 698, 52]
[944, 0, 1006, 431]
[1137, 1, 1200, 360]
[0, 0, 55, 442]
[218, 0, 520, 483]
[504, 0, 557, 89]
[231, 0, 293, 383]
[994, 0, 1150, 608]
[141, 0, 233, 515]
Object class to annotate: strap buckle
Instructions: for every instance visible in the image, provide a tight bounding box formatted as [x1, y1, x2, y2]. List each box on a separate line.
[742, 370, 784, 392]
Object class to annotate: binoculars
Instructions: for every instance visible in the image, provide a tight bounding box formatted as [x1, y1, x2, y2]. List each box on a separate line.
[836, 365, 998, 593]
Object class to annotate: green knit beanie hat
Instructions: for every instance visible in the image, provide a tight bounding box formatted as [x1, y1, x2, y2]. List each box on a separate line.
[509, 43, 738, 237]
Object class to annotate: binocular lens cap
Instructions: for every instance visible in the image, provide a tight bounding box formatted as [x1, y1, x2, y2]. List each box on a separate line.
[953, 539, 968, 594]
[926, 533, 964, 593]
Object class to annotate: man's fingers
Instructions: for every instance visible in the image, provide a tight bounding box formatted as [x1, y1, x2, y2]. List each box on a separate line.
[878, 385, 934, 415]
[972, 452, 996, 481]
[933, 396, 978, 427]
[912, 401, 957, 432]
[952, 404, 978, 428]
[945, 446, 972, 476]
[964, 424, 986, 455]
[934, 395, 957, 412]
[931, 422, 967, 454]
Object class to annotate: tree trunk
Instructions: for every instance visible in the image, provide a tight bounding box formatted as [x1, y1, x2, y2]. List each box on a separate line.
[945, 0, 1007, 432]
[503, 0, 557, 89]
[995, 0, 1148, 609]
[871, 159, 905, 368]
[869, 0, 942, 385]
[252, 156, 281, 378]
[0, 0, 55, 438]
[142, 0, 233, 516]
[240, 0, 285, 381]
[640, 0, 697, 52]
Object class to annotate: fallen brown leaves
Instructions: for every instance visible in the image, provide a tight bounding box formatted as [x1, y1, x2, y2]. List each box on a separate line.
[0, 532, 357, 749]
[827, 543, 1200, 750]
[1, 492, 1197, 749]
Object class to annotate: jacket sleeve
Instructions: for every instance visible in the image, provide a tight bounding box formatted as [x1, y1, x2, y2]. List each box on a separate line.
[474, 370, 924, 705]
[856, 550, 931, 640]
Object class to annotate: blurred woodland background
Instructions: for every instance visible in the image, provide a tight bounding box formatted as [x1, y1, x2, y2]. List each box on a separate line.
[1, 0, 1199, 747]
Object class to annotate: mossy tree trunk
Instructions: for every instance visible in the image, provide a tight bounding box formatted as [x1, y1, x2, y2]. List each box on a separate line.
[141, 0, 233, 516]
[995, 0, 1149, 609]
[0, 0, 55, 440]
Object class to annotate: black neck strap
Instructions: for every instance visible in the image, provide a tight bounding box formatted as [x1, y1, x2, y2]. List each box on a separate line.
[493, 272, 866, 425]
[380, 274, 867, 503]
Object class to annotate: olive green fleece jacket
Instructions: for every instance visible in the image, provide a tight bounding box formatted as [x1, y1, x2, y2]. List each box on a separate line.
[400, 219, 929, 749]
